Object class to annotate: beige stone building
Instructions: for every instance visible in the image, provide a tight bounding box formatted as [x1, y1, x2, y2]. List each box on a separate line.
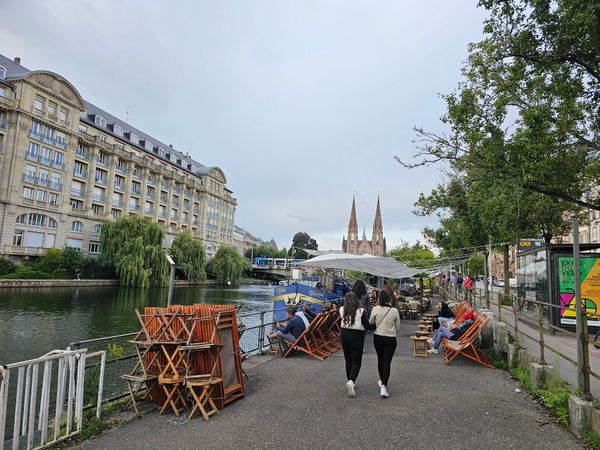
[0, 54, 236, 261]
[560, 209, 600, 245]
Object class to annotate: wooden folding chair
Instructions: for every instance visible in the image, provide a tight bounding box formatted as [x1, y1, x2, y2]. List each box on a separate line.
[282, 315, 327, 360]
[159, 377, 187, 416]
[442, 315, 493, 368]
[186, 376, 222, 420]
[121, 373, 157, 415]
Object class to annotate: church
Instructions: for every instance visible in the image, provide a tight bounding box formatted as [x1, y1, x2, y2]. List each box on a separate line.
[342, 196, 386, 256]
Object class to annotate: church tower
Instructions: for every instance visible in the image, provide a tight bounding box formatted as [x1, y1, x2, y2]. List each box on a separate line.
[345, 196, 359, 254]
[371, 196, 385, 256]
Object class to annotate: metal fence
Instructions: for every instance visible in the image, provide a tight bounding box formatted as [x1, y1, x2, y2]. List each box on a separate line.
[67, 306, 288, 410]
[440, 283, 596, 400]
[0, 348, 106, 450]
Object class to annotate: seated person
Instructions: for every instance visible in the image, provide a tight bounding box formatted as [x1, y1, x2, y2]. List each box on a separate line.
[433, 301, 455, 330]
[271, 307, 306, 349]
[301, 303, 318, 321]
[427, 312, 476, 354]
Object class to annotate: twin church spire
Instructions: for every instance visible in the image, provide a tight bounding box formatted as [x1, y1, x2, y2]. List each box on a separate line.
[342, 195, 386, 256]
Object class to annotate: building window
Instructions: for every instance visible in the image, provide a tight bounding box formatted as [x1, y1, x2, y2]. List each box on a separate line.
[70, 221, 84, 233]
[47, 101, 57, 116]
[92, 204, 103, 215]
[31, 120, 41, 134]
[28, 142, 39, 157]
[89, 242, 101, 254]
[54, 151, 64, 166]
[29, 213, 46, 227]
[65, 239, 83, 250]
[48, 218, 58, 228]
[36, 190, 47, 202]
[92, 224, 102, 235]
[0, 65, 6, 79]
[59, 108, 68, 123]
[593, 227, 598, 243]
[22, 186, 34, 199]
[79, 124, 87, 134]
[113, 124, 123, 136]
[70, 199, 83, 211]
[13, 230, 23, 246]
[49, 193, 59, 205]
[98, 133, 107, 142]
[34, 96, 44, 112]
[129, 133, 139, 144]
[94, 115, 106, 127]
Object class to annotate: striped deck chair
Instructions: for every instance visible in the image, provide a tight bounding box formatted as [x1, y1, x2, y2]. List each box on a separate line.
[442, 314, 493, 368]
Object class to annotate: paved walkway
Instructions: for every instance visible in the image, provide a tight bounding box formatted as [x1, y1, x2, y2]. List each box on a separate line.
[77, 320, 582, 449]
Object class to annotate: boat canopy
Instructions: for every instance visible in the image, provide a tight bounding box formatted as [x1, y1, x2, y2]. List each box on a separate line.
[298, 253, 424, 279]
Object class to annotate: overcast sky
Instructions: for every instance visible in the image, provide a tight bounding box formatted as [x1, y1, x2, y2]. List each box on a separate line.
[1, 1, 487, 252]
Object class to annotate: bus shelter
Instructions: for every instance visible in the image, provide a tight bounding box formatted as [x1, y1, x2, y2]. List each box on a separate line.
[516, 243, 600, 330]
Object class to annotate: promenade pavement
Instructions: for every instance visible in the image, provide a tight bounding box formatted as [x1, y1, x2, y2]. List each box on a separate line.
[77, 318, 582, 449]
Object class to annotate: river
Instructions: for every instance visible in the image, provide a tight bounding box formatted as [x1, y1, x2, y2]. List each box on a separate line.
[0, 283, 275, 366]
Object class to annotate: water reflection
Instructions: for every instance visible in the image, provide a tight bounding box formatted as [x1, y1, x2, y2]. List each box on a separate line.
[0, 284, 274, 365]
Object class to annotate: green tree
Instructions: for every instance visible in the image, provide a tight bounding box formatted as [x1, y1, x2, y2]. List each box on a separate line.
[36, 248, 66, 278]
[170, 231, 206, 281]
[0, 258, 16, 276]
[467, 253, 485, 276]
[345, 270, 370, 283]
[400, 0, 599, 213]
[206, 246, 249, 286]
[62, 248, 85, 277]
[100, 216, 169, 287]
[244, 245, 287, 260]
[388, 241, 435, 267]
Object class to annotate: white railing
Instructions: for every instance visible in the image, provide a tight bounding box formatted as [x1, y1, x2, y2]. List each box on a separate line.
[0, 348, 106, 450]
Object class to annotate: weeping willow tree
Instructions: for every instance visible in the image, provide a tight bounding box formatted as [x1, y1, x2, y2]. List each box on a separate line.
[206, 246, 249, 287]
[100, 216, 169, 287]
[170, 231, 206, 281]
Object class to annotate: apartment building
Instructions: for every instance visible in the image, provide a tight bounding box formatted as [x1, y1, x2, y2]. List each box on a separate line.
[560, 209, 600, 245]
[0, 54, 236, 261]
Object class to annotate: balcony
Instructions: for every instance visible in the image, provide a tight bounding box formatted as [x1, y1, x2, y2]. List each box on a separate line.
[73, 169, 88, 179]
[146, 192, 155, 200]
[159, 196, 168, 204]
[193, 208, 200, 214]
[172, 200, 180, 208]
[170, 215, 178, 221]
[75, 147, 90, 160]
[158, 211, 167, 218]
[161, 181, 169, 189]
[93, 194, 107, 202]
[71, 188, 85, 198]
[96, 158, 108, 167]
[113, 182, 124, 191]
[173, 186, 182, 194]
[148, 177, 157, 185]
[184, 191, 191, 199]
[4, 245, 47, 256]
[130, 204, 140, 212]
[116, 166, 128, 175]
[94, 176, 108, 186]
[112, 199, 124, 207]
[132, 172, 142, 180]
[27, 129, 43, 140]
[54, 139, 67, 150]
[144, 207, 154, 215]
[22, 174, 63, 190]
[25, 152, 65, 170]
[131, 188, 141, 196]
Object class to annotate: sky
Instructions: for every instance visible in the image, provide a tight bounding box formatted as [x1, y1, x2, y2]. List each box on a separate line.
[0, 1, 487, 252]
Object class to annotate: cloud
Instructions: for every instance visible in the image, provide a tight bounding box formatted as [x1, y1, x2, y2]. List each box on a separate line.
[1, 0, 486, 251]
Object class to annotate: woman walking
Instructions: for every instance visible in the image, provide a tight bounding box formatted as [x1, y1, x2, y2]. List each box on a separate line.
[352, 279, 371, 317]
[369, 290, 401, 398]
[339, 292, 371, 397]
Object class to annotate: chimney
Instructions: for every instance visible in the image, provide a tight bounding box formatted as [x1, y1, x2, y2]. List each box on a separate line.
[14, 57, 21, 64]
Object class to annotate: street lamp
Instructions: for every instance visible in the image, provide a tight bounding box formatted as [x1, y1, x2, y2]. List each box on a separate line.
[166, 253, 175, 306]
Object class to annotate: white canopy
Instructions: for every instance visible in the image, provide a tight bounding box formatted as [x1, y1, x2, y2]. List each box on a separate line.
[298, 253, 424, 278]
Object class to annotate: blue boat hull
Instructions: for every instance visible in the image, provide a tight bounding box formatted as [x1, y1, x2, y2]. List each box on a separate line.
[273, 282, 341, 321]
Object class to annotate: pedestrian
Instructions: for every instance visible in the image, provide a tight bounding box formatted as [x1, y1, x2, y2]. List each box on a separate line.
[369, 290, 401, 398]
[339, 292, 372, 397]
[352, 279, 371, 317]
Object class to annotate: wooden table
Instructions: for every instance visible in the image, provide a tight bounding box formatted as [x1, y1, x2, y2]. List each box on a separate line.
[410, 336, 430, 358]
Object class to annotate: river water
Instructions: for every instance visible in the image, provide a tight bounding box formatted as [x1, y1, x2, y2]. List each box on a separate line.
[0, 284, 275, 366]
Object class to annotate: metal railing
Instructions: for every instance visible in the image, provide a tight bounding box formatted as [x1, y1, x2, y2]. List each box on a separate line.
[0, 348, 106, 450]
[440, 283, 596, 399]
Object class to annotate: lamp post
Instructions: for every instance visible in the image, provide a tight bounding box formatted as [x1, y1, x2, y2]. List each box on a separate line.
[166, 253, 176, 306]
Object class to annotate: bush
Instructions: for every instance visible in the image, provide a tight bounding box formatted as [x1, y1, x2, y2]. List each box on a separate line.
[3, 266, 53, 279]
[83, 257, 117, 279]
[0, 258, 16, 275]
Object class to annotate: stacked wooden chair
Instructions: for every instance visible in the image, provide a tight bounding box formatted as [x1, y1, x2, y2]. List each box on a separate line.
[123, 304, 245, 420]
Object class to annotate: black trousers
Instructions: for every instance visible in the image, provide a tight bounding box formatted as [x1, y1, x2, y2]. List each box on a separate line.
[341, 329, 365, 382]
[373, 334, 397, 386]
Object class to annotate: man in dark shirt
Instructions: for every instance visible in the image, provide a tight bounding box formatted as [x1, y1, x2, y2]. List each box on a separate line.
[275, 307, 306, 348]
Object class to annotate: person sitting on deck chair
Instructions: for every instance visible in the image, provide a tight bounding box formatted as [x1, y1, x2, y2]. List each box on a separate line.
[433, 301, 454, 330]
[427, 312, 476, 354]
[273, 307, 306, 350]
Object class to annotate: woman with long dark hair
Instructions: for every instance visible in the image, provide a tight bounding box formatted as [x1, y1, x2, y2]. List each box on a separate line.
[339, 292, 372, 397]
[352, 279, 371, 316]
[434, 301, 454, 330]
[369, 290, 401, 398]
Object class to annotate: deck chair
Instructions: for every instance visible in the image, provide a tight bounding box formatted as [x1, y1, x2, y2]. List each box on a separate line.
[442, 315, 493, 368]
[281, 314, 329, 360]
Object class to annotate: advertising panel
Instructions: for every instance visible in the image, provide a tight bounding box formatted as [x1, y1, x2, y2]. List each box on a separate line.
[557, 255, 600, 327]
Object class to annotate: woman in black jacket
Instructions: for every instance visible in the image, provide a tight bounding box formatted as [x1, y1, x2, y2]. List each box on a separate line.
[352, 279, 371, 317]
[433, 301, 454, 330]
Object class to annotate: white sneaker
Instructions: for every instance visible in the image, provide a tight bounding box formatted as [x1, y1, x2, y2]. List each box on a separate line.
[377, 380, 383, 388]
[427, 348, 438, 354]
[380, 386, 389, 398]
[346, 380, 355, 398]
